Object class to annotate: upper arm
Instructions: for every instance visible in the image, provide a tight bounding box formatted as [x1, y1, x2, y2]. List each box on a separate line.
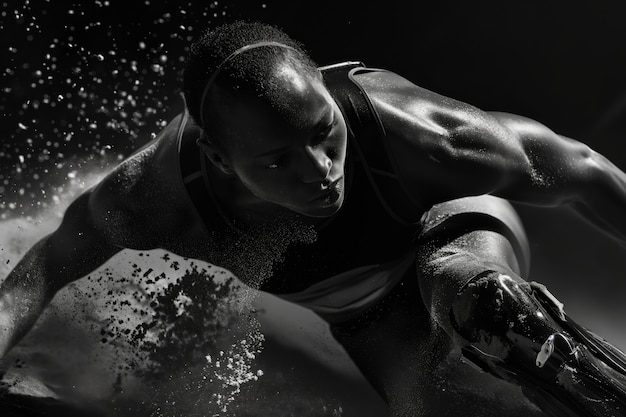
[44, 149, 164, 289]
[43, 189, 124, 291]
[361, 71, 597, 206]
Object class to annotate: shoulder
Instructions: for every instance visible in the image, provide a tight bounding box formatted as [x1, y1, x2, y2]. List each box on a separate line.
[349, 68, 519, 204]
[88, 114, 208, 250]
[352, 69, 480, 125]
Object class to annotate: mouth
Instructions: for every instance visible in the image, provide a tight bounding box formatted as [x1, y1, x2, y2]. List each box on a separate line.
[310, 177, 343, 203]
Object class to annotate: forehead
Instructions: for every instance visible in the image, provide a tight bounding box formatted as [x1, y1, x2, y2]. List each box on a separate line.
[268, 63, 328, 125]
[225, 65, 332, 152]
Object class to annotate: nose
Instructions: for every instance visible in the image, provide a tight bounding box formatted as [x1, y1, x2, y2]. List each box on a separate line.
[300, 145, 332, 183]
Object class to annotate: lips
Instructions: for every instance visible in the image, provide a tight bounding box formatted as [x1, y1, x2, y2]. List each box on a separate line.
[310, 177, 342, 202]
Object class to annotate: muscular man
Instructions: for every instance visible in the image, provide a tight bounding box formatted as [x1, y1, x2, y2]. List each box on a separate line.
[2, 21, 626, 415]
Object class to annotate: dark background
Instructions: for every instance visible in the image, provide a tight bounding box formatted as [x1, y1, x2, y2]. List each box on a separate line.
[2, 0, 626, 343]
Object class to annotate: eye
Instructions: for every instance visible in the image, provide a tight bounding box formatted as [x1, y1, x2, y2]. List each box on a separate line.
[322, 123, 335, 138]
[312, 124, 334, 147]
[266, 155, 286, 170]
[326, 146, 338, 160]
[323, 123, 334, 135]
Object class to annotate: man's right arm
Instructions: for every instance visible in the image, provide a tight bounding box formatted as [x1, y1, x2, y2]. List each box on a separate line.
[0, 190, 123, 357]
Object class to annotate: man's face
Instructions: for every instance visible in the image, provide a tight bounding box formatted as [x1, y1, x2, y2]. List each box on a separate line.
[217, 64, 348, 218]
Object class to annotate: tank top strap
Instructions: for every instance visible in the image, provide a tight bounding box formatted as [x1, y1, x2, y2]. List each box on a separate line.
[176, 107, 222, 232]
[321, 62, 424, 225]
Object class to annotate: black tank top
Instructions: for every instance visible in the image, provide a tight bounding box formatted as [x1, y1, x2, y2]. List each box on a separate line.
[179, 62, 425, 294]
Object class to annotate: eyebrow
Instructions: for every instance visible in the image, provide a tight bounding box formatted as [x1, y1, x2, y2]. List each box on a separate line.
[312, 108, 334, 135]
[254, 107, 334, 158]
[256, 145, 290, 158]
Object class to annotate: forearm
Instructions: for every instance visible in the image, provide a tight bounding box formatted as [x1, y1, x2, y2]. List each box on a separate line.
[569, 150, 626, 246]
[481, 114, 626, 244]
[516, 134, 626, 245]
[0, 237, 58, 357]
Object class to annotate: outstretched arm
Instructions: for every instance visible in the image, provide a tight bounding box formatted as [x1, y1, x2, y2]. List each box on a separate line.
[434, 111, 626, 244]
[0, 191, 123, 357]
[487, 112, 626, 244]
[374, 84, 626, 245]
[421, 110, 626, 244]
[361, 70, 626, 244]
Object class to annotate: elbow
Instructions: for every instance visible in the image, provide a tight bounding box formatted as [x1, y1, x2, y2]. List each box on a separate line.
[582, 146, 606, 178]
[571, 145, 621, 203]
[533, 142, 608, 208]
[567, 144, 606, 196]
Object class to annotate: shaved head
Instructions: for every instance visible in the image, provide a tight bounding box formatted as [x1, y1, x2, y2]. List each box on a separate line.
[183, 22, 320, 148]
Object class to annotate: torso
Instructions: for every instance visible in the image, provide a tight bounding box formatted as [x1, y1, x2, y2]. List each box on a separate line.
[96, 64, 459, 293]
[169, 115, 419, 293]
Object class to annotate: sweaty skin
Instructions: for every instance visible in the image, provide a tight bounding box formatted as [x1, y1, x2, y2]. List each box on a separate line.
[196, 71, 348, 221]
[1, 60, 626, 414]
[357, 70, 626, 238]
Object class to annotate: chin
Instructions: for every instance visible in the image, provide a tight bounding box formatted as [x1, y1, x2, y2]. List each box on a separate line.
[298, 193, 345, 218]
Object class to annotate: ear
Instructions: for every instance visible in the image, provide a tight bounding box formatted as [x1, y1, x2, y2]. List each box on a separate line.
[196, 137, 234, 175]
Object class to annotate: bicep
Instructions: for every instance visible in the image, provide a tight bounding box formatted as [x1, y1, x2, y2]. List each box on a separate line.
[392, 107, 595, 206]
[364, 71, 596, 206]
[384, 103, 530, 203]
[367, 76, 529, 202]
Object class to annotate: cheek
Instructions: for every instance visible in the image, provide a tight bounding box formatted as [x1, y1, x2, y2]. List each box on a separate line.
[330, 129, 348, 167]
[239, 169, 298, 200]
